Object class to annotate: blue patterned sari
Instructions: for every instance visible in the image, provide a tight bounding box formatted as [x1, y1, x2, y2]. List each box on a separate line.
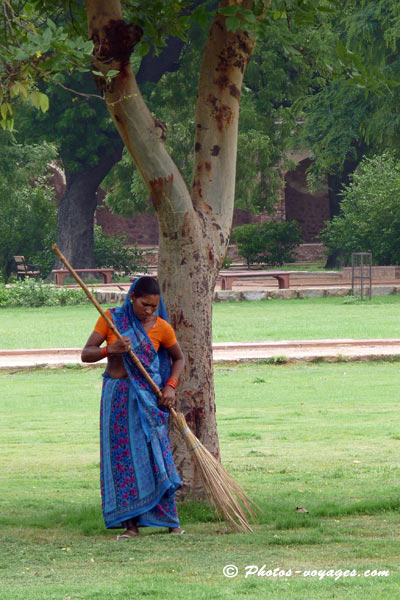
[99, 281, 182, 529]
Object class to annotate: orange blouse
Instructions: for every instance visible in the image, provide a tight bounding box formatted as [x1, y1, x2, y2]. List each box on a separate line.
[94, 310, 177, 352]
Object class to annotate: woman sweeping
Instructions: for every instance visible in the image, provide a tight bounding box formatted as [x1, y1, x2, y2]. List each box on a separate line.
[81, 276, 185, 538]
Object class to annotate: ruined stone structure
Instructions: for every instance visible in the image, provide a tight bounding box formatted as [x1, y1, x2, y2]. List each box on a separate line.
[95, 153, 329, 247]
[284, 155, 329, 242]
[52, 152, 329, 255]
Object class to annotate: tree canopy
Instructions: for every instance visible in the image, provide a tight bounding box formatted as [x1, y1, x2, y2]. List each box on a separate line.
[295, 0, 400, 184]
[322, 152, 400, 265]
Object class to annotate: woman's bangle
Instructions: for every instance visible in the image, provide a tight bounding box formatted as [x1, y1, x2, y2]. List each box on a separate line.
[166, 376, 178, 389]
[101, 345, 108, 358]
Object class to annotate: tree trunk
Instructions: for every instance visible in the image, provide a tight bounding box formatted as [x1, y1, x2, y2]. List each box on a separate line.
[55, 142, 123, 268]
[158, 11, 255, 496]
[158, 213, 222, 497]
[86, 0, 255, 498]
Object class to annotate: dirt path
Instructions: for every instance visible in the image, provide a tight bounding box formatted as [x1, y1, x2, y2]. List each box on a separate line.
[2, 339, 400, 370]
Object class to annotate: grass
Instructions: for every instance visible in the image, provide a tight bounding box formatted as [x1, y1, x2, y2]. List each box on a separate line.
[1, 296, 400, 349]
[1, 362, 399, 599]
[212, 295, 400, 342]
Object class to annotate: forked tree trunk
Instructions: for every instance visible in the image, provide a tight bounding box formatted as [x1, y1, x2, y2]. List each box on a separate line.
[86, 0, 255, 498]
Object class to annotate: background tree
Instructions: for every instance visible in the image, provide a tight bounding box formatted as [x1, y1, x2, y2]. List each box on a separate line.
[20, 73, 124, 269]
[16, 25, 205, 270]
[294, 0, 400, 265]
[322, 153, 400, 265]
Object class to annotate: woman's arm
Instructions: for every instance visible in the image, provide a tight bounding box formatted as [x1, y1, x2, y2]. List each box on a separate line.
[167, 342, 185, 380]
[160, 342, 185, 408]
[81, 331, 132, 362]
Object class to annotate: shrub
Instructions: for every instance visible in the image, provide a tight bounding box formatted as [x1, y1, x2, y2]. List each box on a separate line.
[93, 226, 148, 277]
[29, 230, 58, 278]
[0, 134, 58, 282]
[321, 153, 400, 265]
[0, 179, 58, 281]
[232, 221, 302, 267]
[0, 279, 86, 307]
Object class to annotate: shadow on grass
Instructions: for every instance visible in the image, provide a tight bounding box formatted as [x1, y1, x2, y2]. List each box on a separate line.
[0, 499, 220, 535]
[1, 493, 399, 538]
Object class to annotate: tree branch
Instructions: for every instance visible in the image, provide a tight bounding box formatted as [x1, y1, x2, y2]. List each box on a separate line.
[86, 0, 193, 225]
[191, 4, 255, 221]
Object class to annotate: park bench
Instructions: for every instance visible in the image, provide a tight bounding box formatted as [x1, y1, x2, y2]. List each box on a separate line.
[218, 270, 291, 290]
[52, 268, 114, 285]
[13, 256, 42, 280]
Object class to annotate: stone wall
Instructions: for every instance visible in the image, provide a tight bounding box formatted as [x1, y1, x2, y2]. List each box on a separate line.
[53, 156, 330, 249]
[96, 203, 160, 246]
[293, 243, 327, 263]
[284, 158, 330, 242]
[95, 204, 264, 246]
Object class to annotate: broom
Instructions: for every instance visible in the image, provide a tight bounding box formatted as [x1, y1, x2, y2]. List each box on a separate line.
[52, 244, 258, 532]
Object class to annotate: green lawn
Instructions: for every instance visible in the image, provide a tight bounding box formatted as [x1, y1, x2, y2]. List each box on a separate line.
[1, 296, 400, 349]
[0, 362, 399, 599]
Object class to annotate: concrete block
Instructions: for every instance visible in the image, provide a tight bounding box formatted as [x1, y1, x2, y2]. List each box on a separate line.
[265, 289, 298, 299]
[241, 290, 267, 302]
[324, 287, 351, 297]
[94, 290, 126, 304]
[214, 290, 241, 302]
[371, 286, 396, 296]
[93, 291, 107, 303]
[297, 289, 325, 299]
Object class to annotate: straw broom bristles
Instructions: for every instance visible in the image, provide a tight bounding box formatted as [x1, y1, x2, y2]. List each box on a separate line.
[171, 409, 258, 532]
[52, 244, 259, 533]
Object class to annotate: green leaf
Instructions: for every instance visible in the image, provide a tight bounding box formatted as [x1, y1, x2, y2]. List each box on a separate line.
[46, 18, 57, 31]
[23, 2, 34, 17]
[39, 93, 49, 113]
[30, 91, 49, 112]
[336, 40, 347, 62]
[42, 28, 53, 46]
[192, 5, 213, 27]
[226, 16, 241, 31]
[317, 5, 335, 13]
[138, 42, 150, 58]
[30, 91, 41, 109]
[219, 6, 241, 17]
[243, 12, 257, 24]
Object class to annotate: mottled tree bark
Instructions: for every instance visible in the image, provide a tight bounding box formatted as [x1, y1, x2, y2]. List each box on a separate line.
[86, 0, 256, 497]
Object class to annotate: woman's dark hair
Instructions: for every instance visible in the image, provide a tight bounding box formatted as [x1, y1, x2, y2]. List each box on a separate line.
[132, 276, 160, 298]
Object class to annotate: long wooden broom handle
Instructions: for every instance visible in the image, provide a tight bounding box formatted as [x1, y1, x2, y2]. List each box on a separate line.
[52, 244, 178, 416]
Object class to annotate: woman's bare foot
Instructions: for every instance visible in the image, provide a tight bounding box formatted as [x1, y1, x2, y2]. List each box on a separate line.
[168, 527, 185, 534]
